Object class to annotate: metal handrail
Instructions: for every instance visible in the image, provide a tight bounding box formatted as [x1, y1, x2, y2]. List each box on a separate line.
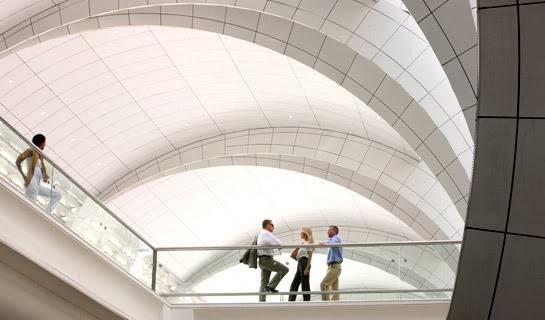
[156, 240, 462, 251]
[0, 116, 155, 251]
[161, 288, 454, 297]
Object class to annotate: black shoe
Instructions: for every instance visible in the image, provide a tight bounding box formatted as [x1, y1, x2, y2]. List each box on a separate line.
[265, 286, 278, 293]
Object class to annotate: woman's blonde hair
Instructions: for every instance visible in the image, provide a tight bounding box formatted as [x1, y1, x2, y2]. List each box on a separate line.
[301, 227, 314, 244]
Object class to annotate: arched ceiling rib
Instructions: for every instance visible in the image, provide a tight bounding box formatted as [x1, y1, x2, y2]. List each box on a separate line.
[99, 126, 419, 200]
[102, 127, 464, 240]
[0, 12, 471, 216]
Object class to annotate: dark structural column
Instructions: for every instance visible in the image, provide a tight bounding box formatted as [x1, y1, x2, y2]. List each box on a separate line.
[449, 0, 545, 318]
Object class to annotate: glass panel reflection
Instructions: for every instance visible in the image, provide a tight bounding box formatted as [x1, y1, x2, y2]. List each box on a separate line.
[156, 243, 458, 304]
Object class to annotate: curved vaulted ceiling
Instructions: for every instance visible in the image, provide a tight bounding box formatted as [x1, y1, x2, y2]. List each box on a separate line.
[2, 25, 417, 191]
[0, 0, 474, 247]
[0, 5, 474, 215]
[0, 23, 468, 239]
[0, 1, 476, 178]
[0, 0, 477, 137]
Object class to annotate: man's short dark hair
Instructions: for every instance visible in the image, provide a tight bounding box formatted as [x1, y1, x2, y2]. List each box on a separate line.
[329, 225, 339, 234]
[32, 134, 45, 146]
[262, 219, 272, 229]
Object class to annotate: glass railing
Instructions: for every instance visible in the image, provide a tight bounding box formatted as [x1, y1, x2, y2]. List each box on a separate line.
[154, 241, 460, 304]
[0, 117, 155, 287]
[0, 116, 461, 304]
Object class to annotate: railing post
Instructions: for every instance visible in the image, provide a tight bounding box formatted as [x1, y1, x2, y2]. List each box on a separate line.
[151, 250, 157, 291]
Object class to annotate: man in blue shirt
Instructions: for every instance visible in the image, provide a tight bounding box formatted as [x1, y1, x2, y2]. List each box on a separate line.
[320, 225, 343, 301]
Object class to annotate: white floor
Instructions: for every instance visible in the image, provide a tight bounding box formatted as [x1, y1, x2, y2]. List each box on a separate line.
[176, 301, 450, 320]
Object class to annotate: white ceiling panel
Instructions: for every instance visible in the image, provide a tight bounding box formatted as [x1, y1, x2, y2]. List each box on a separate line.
[23, 36, 90, 72]
[0, 63, 34, 97]
[102, 44, 166, 69]
[0, 75, 44, 107]
[0, 54, 23, 79]
[41, 51, 102, 85]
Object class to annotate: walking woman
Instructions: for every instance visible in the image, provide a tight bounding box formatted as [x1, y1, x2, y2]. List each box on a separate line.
[288, 227, 314, 301]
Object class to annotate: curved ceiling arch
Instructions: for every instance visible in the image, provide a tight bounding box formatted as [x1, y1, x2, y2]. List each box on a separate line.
[103, 127, 464, 240]
[0, 0, 477, 142]
[0, 7, 471, 218]
[99, 127, 420, 200]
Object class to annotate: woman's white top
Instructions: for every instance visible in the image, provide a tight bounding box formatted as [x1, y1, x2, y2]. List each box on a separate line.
[296, 240, 314, 259]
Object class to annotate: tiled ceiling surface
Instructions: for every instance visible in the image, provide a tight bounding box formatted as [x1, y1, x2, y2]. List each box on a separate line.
[0, 2, 477, 232]
[0, 0, 476, 141]
[0, 0, 480, 222]
[0, 23, 466, 245]
[0, 26, 413, 194]
[0, 0, 476, 176]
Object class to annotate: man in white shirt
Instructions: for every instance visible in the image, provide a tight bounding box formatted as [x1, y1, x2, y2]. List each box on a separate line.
[257, 219, 288, 302]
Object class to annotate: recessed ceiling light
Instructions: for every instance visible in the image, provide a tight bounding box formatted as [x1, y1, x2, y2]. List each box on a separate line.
[288, 115, 293, 119]
[7, 79, 13, 83]
[40, 111, 46, 115]
[97, 162, 102, 166]
[71, 138, 76, 142]
[184, 123, 189, 127]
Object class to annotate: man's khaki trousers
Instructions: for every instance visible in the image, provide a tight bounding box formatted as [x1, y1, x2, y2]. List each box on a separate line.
[320, 264, 342, 301]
